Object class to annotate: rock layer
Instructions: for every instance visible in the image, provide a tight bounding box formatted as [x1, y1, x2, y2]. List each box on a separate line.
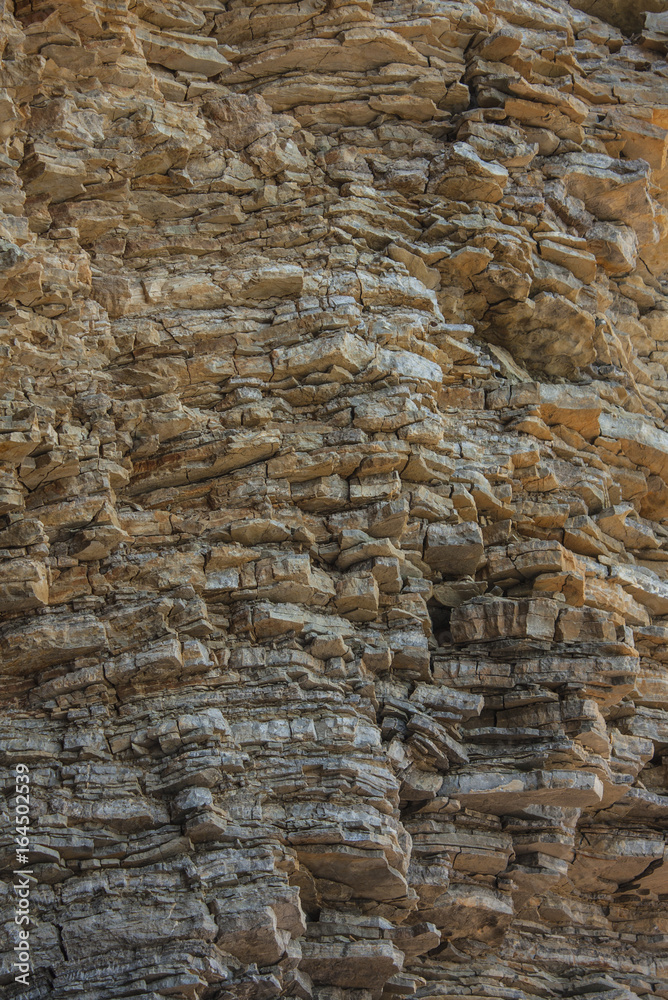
[1, 1, 668, 999]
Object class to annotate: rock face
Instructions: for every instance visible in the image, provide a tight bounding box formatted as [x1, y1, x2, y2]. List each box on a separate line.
[569, 2, 667, 36]
[2, 1, 668, 999]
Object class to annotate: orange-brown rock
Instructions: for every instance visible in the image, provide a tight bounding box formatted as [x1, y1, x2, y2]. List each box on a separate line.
[1, 2, 668, 1000]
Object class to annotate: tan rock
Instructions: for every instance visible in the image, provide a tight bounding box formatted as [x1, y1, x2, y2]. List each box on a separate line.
[450, 596, 559, 643]
[2, 0, 668, 994]
[424, 522, 485, 578]
[300, 940, 404, 988]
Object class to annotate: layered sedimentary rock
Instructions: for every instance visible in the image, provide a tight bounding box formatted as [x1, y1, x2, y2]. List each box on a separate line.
[2, 0, 668, 998]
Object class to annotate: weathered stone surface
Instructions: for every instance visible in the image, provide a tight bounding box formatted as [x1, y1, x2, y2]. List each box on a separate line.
[1, 1, 668, 999]
[424, 522, 485, 578]
[571, 1, 668, 34]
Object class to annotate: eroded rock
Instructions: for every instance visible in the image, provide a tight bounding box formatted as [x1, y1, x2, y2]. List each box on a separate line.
[1, 1, 668, 998]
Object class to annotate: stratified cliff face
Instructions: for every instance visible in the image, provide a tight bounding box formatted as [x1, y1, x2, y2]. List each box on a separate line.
[2, 0, 668, 997]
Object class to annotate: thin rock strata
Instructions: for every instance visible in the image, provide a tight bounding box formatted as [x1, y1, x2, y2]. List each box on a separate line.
[1, 0, 668, 998]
